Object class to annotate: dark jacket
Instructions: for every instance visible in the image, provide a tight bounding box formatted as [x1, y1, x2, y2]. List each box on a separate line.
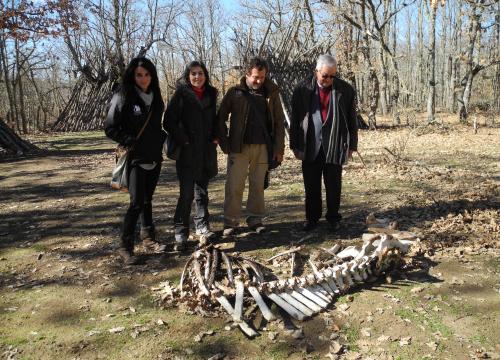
[163, 83, 218, 180]
[217, 77, 285, 157]
[105, 90, 166, 163]
[290, 76, 358, 164]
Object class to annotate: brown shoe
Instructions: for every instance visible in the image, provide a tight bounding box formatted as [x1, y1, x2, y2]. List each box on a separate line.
[118, 247, 139, 265]
[142, 238, 167, 252]
[140, 227, 167, 252]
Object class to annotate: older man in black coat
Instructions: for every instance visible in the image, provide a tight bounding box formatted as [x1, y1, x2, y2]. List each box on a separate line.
[290, 54, 358, 231]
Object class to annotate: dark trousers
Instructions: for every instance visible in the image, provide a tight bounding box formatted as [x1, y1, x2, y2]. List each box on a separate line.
[302, 149, 342, 224]
[174, 165, 210, 239]
[122, 164, 161, 249]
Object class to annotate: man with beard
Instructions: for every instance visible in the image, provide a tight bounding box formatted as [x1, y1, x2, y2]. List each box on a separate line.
[217, 57, 285, 236]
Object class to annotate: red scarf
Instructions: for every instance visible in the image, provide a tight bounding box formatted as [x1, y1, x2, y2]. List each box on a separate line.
[319, 86, 331, 123]
[192, 85, 205, 100]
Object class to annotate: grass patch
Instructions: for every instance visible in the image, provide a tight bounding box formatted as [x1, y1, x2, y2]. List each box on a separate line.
[342, 324, 360, 351]
[265, 341, 292, 360]
[395, 307, 453, 338]
[471, 333, 489, 346]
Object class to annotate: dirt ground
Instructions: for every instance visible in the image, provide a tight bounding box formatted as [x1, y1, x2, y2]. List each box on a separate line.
[0, 114, 499, 360]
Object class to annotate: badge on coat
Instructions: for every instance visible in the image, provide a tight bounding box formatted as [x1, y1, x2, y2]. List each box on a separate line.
[133, 105, 142, 115]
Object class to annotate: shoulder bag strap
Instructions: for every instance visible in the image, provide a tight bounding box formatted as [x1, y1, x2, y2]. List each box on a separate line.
[136, 110, 153, 140]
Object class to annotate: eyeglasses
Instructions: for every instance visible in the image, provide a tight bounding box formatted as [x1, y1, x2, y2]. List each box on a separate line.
[319, 74, 335, 79]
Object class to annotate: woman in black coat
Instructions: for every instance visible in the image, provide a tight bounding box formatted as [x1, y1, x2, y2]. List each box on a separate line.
[105, 57, 167, 264]
[164, 61, 218, 251]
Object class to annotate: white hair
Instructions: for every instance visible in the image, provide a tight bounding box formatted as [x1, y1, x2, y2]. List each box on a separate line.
[315, 54, 337, 71]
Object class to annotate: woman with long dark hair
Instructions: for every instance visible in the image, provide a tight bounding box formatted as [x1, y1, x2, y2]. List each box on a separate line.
[164, 61, 218, 251]
[105, 57, 167, 264]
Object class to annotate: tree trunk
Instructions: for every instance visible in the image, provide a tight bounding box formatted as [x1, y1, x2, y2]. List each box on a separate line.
[426, 2, 438, 123]
[378, 46, 388, 115]
[459, 1, 482, 122]
[360, 1, 378, 128]
[0, 34, 19, 131]
[493, 2, 500, 112]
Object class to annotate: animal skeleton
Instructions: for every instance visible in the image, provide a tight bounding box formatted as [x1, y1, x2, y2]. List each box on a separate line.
[176, 232, 415, 338]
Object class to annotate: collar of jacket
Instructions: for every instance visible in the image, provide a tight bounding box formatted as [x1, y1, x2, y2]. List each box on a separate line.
[175, 82, 217, 103]
[236, 76, 279, 97]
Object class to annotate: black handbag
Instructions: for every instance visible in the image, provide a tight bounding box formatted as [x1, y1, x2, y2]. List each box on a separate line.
[110, 110, 152, 191]
[163, 132, 181, 160]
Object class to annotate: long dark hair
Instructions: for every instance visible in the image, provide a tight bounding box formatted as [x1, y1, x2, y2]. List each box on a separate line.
[121, 57, 164, 111]
[176, 60, 212, 88]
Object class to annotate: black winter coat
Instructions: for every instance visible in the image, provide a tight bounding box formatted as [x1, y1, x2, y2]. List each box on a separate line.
[163, 84, 218, 180]
[290, 76, 358, 164]
[105, 90, 166, 164]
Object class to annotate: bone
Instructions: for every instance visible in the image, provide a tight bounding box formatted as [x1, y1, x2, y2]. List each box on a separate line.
[324, 275, 340, 294]
[204, 250, 211, 280]
[207, 248, 219, 288]
[318, 280, 337, 297]
[192, 259, 210, 296]
[235, 258, 251, 278]
[215, 296, 258, 337]
[331, 266, 345, 290]
[235, 320, 259, 338]
[248, 286, 276, 322]
[266, 246, 303, 262]
[267, 293, 308, 321]
[295, 287, 330, 308]
[288, 290, 323, 313]
[323, 268, 341, 292]
[179, 254, 195, 297]
[242, 258, 265, 283]
[278, 292, 316, 317]
[373, 235, 413, 254]
[310, 284, 333, 302]
[336, 246, 361, 259]
[216, 295, 234, 315]
[308, 259, 320, 275]
[316, 244, 340, 257]
[234, 279, 245, 320]
[350, 262, 364, 282]
[290, 252, 296, 277]
[311, 264, 337, 296]
[220, 251, 234, 286]
[356, 240, 376, 260]
[341, 263, 355, 287]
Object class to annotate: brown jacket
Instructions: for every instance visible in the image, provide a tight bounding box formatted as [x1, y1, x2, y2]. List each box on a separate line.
[217, 76, 285, 156]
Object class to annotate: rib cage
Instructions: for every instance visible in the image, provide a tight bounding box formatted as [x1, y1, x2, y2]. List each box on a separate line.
[176, 232, 416, 338]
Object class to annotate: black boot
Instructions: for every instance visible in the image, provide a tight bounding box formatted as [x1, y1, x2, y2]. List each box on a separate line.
[140, 226, 167, 252]
[119, 234, 138, 265]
